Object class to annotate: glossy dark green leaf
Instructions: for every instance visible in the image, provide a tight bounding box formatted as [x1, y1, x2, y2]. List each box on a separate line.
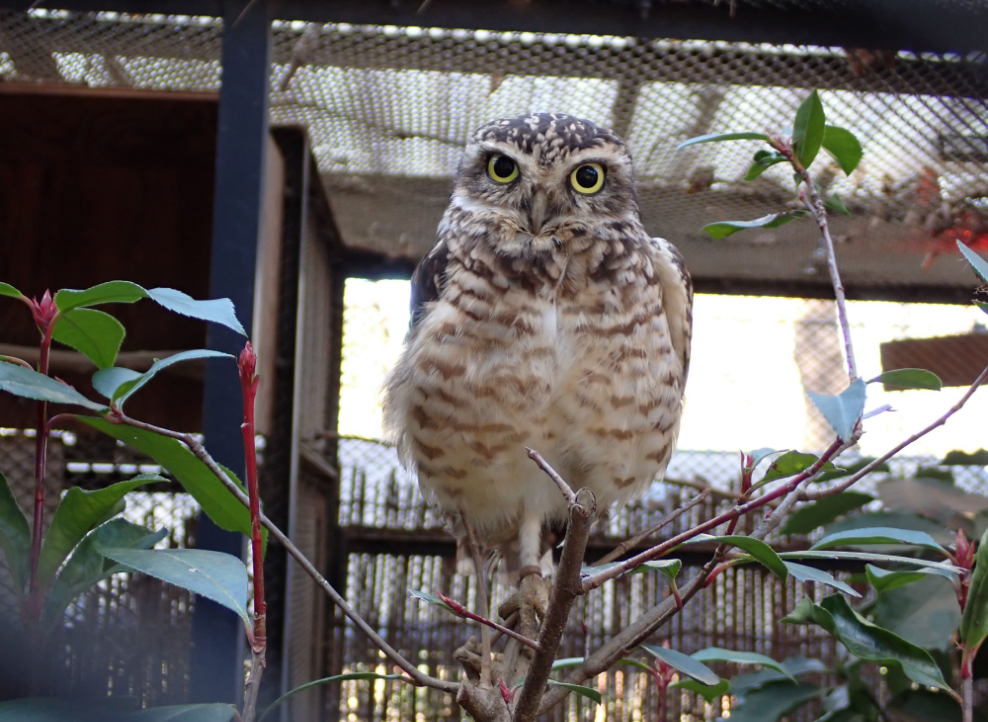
[750, 447, 782, 468]
[100, 547, 249, 624]
[870, 368, 943, 391]
[54, 281, 148, 312]
[885, 689, 963, 722]
[942, 449, 988, 466]
[782, 594, 950, 691]
[93, 349, 236, 409]
[0, 471, 30, 595]
[0, 283, 24, 299]
[0, 361, 107, 411]
[702, 211, 810, 240]
[38, 476, 161, 588]
[641, 645, 720, 685]
[717, 681, 823, 722]
[80, 418, 256, 542]
[960, 527, 988, 654]
[42, 519, 166, 631]
[51, 308, 125, 370]
[823, 511, 952, 546]
[676, 132, 771, 150]
[258, 673, 405, 722]
[959, 241, 988, 285]
[698, 535, 788, 580]
[778, 550, 958, 574]
[692, 647, 795, 680]
[633, 558, 682, 579]
[92, 367, 143, 400]
[821, 126, 863, 175]
[546, 680, 602, 705]
[744, 151, 788, 180]
[670, 678, 730, 702]
[119, 704, 238, 721]
[761, 450, 837, 485]
[782, 491, 874, 535]
[807, 378, 866, 442]
[146, 288, 245, 336]
[811, 526, 946, 554]
[874, 575, 959, 651]
[793, 90, 826, 168]
[866, 564, 955, 594]
[785, 562, 860, 597]
[823, 194, 851, 216]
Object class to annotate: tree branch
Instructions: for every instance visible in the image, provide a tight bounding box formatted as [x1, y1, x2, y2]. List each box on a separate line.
[114, 413, 458, 695]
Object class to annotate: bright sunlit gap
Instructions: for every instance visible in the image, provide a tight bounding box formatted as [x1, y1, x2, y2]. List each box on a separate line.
[339, 278, 988, 465]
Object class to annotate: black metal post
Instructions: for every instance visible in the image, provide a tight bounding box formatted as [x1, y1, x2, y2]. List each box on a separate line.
[190, 0, 271, 705]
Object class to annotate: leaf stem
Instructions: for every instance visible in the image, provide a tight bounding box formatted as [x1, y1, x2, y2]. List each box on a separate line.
[28, 320, 56, 621]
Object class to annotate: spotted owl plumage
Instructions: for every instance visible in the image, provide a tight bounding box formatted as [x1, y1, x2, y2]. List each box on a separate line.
[384, 113, 692, 578]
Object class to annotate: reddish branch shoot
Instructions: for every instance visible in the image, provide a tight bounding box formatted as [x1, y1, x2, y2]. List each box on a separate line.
[239, 341, 266, 655]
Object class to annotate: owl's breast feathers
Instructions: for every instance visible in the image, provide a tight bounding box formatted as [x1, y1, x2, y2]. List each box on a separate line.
[385, 214, 691, 544]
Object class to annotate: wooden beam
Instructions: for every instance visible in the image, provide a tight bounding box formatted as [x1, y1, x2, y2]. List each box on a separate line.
[881, 334, 988, 388]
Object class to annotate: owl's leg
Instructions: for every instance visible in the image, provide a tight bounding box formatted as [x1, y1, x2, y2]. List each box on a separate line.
[461, 512, 493, 690]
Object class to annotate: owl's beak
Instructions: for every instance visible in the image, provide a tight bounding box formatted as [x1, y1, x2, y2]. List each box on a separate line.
[529, 190, 548, 233]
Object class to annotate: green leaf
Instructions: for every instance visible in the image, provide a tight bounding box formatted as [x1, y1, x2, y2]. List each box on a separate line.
[866, 564, 955, 594]
[702, 211, 810, 240]
[960, 527, 988, 656]
[146, 288, 245, 336]
[822, 126, 863, 175]
[750, 447, 782, 468]
[92, 367, 143, 400]
[99, 547, 249, 625]
[80, 418, 257, 542]
[874, 575, 960, 651]
[717, 681, 823, 722]
[958, 241, 988, 285]
[696, 535, 788, 580]
[670, 678, 730, 703]
[631, 558, 682, 579]
[777, 550, 959, 574]
[782, 492, 874, 535]
[119, 704, 238, 722]
[42, 519, 166, 631]
[641, 645, 720, 685]
[814, 457, 889, 483]
[50, 308, 125, 370]
[811, 526, 946, 554]
[870, 368, 943, 391]
[761, 450, 838, 485]
[782, 595, 951, 692]
[0, 361, 107, 411]
[258, 673, 405, 722]
[744, 151, 787, 180]
[37, 476, 160, 588]
[408, 588, 455, 611]
[792, 90, 826, 168]
[54, 281, 148, 312]
[0, 471, 30, 595]
[785, 562, 861, 597]
[823, 194, 851, 216]
[807, 378, 866, 442]
[0, 282, 24, 299]
[102, 350, 234, 409]
[692, 647, 795, 681]
[942, 449, 988, 466]
[676, 132, 771, 150]
[546, 680, 602, 705]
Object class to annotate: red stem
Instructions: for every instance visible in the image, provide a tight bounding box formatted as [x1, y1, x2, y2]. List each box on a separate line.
[28, 322, 55, 619]
[241, 369, 265, 654]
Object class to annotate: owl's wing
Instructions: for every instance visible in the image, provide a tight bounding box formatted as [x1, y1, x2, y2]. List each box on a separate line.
[409, 238, 450, 330]
[649, 237, 693, 383]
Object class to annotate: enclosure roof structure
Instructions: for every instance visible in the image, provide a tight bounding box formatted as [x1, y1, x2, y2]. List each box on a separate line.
[1, 0, 986, 301]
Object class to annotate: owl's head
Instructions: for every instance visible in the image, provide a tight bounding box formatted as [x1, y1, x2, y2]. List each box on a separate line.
[451, 113, 640, 256]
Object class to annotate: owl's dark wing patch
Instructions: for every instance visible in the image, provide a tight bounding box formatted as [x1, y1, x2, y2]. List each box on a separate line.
[410, 238, 450, 331]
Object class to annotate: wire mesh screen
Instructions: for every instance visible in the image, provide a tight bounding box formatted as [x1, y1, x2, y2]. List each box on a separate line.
[1, 9, 987, 293]
[0, 430, 199, 704]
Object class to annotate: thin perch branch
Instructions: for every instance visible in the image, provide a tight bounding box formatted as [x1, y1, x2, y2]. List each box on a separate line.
[526, 448, 576, 505]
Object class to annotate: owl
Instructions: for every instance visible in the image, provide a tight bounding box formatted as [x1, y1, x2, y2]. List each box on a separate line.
[384, 112, 692, 586]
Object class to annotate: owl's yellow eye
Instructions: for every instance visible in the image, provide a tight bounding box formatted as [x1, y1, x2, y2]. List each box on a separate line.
[487, 155, 519, 184]
[570, 163, 605, 194]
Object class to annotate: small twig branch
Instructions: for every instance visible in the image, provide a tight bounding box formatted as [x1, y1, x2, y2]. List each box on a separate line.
[800, 168, 858, 382]
[461, 513, 493, 689]
[514, 455, 595, 722]
[581, 439, 843, 591]
[593, 490, 710, 567]
[438, 593, 539, 652]
[113, 413, 457, 695]
[526, 448, 575, 505]
[963, 673, 974, 722]
[662, 476, 739, 500]
[801, 362, 988, 501]
[490, 610, 519, 646]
